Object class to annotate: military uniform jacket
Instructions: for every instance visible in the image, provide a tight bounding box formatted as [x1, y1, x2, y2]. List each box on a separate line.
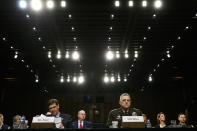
[106, 107, 142, 128]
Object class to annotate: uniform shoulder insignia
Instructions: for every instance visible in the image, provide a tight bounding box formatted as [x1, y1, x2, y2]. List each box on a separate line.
[111, 108, 118, 112]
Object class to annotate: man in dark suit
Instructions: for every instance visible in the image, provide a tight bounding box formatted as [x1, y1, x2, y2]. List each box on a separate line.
[47, 99, 73, 129]
[0, 114, 10, 129]
[72, 110, 93, 129]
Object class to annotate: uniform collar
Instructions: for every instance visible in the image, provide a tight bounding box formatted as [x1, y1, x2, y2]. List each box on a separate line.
[120, 107, 130, 114]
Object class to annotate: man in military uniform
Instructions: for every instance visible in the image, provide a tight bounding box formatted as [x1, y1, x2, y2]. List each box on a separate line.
[177, 113, 193, 128]
[106, 93, 142, 128]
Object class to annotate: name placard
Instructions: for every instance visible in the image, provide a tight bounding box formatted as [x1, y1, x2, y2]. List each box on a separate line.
[32, 117, 55, 123]
[122, 116, 144, 122]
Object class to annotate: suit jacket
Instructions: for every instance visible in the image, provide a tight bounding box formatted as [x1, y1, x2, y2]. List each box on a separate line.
[48, 113, 73, 128]
[72, 121, 93, 129]
[1, 124, 10, 129]
[59, 113, 73, 128]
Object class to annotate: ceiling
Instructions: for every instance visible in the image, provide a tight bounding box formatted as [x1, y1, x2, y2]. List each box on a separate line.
[1, 0, 197, 93]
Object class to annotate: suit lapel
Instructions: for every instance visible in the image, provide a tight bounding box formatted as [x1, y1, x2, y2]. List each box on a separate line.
[83, 121, 86, 128]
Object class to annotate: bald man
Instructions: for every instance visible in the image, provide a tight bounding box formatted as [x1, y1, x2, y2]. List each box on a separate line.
[72, 110, 93, 129]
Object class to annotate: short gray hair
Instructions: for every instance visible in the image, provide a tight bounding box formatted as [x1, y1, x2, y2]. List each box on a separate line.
[13, 115, 21, 123]
[0, 114, 4, 120]
[78, 110, 86, 115]
[120, 93, 131, 101]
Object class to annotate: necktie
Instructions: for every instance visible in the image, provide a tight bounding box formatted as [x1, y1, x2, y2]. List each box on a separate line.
[80, 121, 83, 129]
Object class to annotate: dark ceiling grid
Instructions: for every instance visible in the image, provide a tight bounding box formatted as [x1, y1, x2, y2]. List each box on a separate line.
[140, 12, 196, 92]
[19, 12, 60, 86]
[119, 7, 162, 86]
[102, 12, 129, 84]
[1, 34, 38, 83]
[23, 10, 85, 86]
[1, 0, 196, 92]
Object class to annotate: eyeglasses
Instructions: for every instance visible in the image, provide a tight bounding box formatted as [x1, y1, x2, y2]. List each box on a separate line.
[49, 105, 57, 110]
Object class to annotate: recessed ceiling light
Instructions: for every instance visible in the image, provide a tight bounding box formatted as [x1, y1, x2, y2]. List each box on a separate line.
[65, 51, 69, 59]
[110, 76, 115, 82]
[125, 53, 129, 59]
[33, 27, 36, 31]
[60, 76, 64, 83]
[154, 0, 162, 9]
[56, 50, 61, 59]
[67, 77, 70, 82]
[26, 14, 30, 18]
[73, 76, 77, 83]
[111, 14, 114, 19]
[72, 51, 80, 60]
[106, 51, 114, 60]
[46, 0, 54, 9]
[104, 76, 109, 83]
[78, 76, 85, 84]
[128, 1, 133, 7]
[14, 54, 18, 59]
[148, 75, 153, 82]
[61, 1, 66, 8]
[48, 51, 52, 58]
[114, 1, 120, 7]
[35, 78, 39, 83]
[19, 0, 27, 9]
[38, 37, 42, 41]
[117, 77, 121, 82]
[31, 0, 42, 11]
[142, 1, 147, 7]
[185, 26, 189, 30]
[116, 51, 120, 58]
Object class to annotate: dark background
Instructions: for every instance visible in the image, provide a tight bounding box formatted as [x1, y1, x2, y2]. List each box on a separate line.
[0, 0, 197, 127]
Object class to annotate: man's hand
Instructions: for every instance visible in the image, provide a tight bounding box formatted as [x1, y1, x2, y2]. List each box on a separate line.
[46, 112, 52, 116]
[59, 123, 64, 129]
